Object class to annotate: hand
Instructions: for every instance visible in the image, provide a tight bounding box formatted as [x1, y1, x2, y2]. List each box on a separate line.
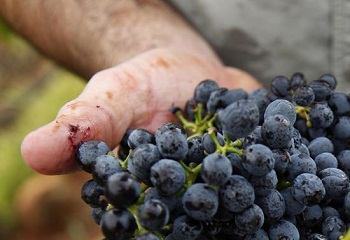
[21, 48, 261, 175]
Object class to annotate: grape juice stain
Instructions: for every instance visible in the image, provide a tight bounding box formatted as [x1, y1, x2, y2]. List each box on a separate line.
[68, 123, 91, 149]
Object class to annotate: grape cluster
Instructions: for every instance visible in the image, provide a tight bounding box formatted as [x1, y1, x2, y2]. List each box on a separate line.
[77, 73, 350, 240]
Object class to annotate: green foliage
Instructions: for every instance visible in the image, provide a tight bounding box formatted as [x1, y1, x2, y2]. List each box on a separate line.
[0, 70, 85, 227]
[0, 19, 14, 41]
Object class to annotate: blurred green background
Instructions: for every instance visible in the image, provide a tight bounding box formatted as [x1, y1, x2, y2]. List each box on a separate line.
[0, 20, 101, 239]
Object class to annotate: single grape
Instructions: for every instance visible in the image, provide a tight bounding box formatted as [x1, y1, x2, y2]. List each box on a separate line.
[90, 207, 106, 225]
[242, 143, 275, 176]
[137, 199, 170, 231]
[81, 179, 106, 208]
[155, 123, 188, 160]
[261, 114, 294, 149]
[193, 79, 219, 105]
[255, 189, 286, 224]
[291, 173, 326, 206]
[332, 116, 350, 139]
[219, 175, 255, 213]
[184, 136, 206, 165]
[264, 99, 296, 125]
[234, 204, 264, 233]
[307, 136, 334, 159]
[327, 91, 350, 116]
[298, 205, 323, 228]
[314, 152, 338, 174]
[100, 209, 137, 240]
[290, 72, 307, 90]
[150, 159, 186, 196]
[200, 153, 232, 186]
[293, 86, 315, 106]
[206, 87, 247, 113]
[280, 187, 306, 216]
[248, 87, 271, 123]
[127, 128, 155, 149]
[171, 215, 203, 240]
[308, 79, 332, 102]
[268, 220, 300, 240]
[319, 73, 337, 90]
[127, 143, 161, 186]
[322, 216, 346, 240]
[218, 99, 260, 140]
[270, 75, 290, 97]
[182, 183, 219, 221]
[104, 172, 141, 208]
[92, 154, 122, 186]
[77, 140, 111, 173]
[249, 169, 278, 196]
[318, 167, 349, 201]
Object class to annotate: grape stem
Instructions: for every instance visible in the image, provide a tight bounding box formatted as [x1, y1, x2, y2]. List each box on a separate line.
[207, 128, 243, 156]
[295, 106, 312, 128]
[173, 103, 216, 137]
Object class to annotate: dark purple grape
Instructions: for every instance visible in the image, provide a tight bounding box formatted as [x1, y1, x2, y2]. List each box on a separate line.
[206, 87, 247, 113]
[155, 123, 188, 161]
[255, 189, 286, 224]
[290, 72, 307, 90]
[333, 116, 350, 139]
[92, 154, 122, 186]
[81, 179, 106, 208]
[127, 128, 155, 149]
[322, 216, 346, 240]
[270, 75, 290, 97]
[127, 143, 161, 186]
[319, 167, 349, 201]
[264, 99, 296, 125]
[319, 73, 337, 90]
[218, 99, 260, 140]
[293, 86, 315, 106]
[193, 79, 219, 104]
[234, 204, 264, 233]
[308, 79, 332, 102]
[309, 103, 334, 129]
[100, 209, 137, 240]
[137, 199, 169, 231]
[172, 215, 203, 240]
[184, 136, 206, 165]
[77, 140, 111, 173]
[90, 207, 106, 225]
[261, 114, 294, 149]
[268, 220, 300, 240]
[200, 153, 232, 186]
[105, 172, 141, 208]
[291, 173, 326, 206]
[150, 159, 186, 196]
[219, 175, 255, 213]
[280, 187, 306, 216]
[242, 143, 275, 176]
[182, 183, 218, 221]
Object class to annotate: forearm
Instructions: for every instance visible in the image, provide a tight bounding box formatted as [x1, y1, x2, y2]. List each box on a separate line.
[0, 0, 220, 79]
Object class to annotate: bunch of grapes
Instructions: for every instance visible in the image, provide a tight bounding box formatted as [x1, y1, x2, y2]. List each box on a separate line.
[77, 72, 350, 240]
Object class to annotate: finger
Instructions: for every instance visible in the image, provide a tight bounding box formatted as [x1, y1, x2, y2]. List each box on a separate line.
[221, 66, 263, 91]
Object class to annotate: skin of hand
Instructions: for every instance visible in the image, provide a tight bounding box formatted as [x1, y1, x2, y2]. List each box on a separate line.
[21, 48, 261, 175]
[1, 0, 262, 175]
